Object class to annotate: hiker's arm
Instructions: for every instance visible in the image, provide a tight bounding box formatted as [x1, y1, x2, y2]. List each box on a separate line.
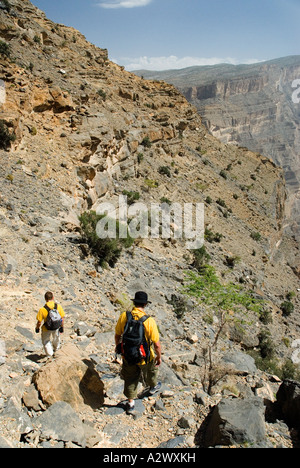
[115, 334, 121, 349]
[35, 321, 42, 333]
[154, 341, 162, 366]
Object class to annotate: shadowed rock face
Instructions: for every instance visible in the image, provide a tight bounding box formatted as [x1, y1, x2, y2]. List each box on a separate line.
[135, 57, 300, 240]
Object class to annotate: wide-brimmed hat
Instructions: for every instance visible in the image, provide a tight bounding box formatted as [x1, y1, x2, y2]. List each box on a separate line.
[132, 291, 152, 304]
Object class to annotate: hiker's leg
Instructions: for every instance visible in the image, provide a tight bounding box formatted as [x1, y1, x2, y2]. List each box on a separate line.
[121, 360, 141, 401]
[41, 329, 54, 357]
[142, 359, 158, 388]
[52, 330, 61, 353]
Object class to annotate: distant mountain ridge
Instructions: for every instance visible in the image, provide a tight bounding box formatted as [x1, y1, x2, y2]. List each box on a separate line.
[134, 56, 300, 240]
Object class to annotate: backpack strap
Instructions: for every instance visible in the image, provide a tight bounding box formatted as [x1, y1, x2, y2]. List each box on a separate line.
[44, 303, 58, 312]
[138, 315, 149, 324]
[126, 310, 133, 321]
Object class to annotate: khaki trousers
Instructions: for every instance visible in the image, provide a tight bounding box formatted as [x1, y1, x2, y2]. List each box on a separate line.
[41, 328, 61, 357]
[121, 359, 158, 400]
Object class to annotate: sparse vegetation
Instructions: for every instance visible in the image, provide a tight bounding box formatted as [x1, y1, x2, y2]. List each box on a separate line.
[280, 300, 294, 317]
[205, 227, 223, 243]
[160, 197, 172, 205]
[144, 178, 159, 188]
[251, 231, 262, 241]
[158, 166, 171, 177]
[33, 35, 41, 44]
[191, 246, 211, 272]
[0, 120, 16, 149]
[122, 190, 140, 205]
[185, 264, 264, 317]
[220, 169, 228, 180]
[97, 89, 106, 100]
[141, 136, 152, 148]
[184, 265, 267, 393]
[137, 152, 144, 164]
[0, 40, 10, 58]
[79, 210, 134, 268]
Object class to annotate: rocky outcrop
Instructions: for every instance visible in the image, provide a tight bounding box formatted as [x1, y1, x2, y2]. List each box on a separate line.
[32, 344, 104, 410]
[275, 380, 300, 429]
[201, 397, 267, 447]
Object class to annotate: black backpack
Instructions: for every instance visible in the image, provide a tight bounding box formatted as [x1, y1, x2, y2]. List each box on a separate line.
[44, 303, 62, 331]
[121, 311, 150, 365]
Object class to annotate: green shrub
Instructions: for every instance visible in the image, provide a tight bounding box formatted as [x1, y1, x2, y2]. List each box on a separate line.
[0, 120, 16, 149]
[79, 211, 134, 268]
[160, 197, 172, 205]
[184, 264, 264, 316]
[141, 136, 151, 148]
[205, 228, 223, 243]
[259, 308, 273, 325]
[281, 359, 300, 381]
[220, 170, 228, 180]
[216, 198, 227, 208]
[224, 255, 241, 269]
[158, 166, 171, 177]
[167, 294, 188, 319]
[280, 301, 294, 317]
[0, 40, 10, 58]
[286, 291, 296, 301]
[122, 190, 140, 205]
[251, 231, 262, 241]
[97, 89, 106, 100]
[137, 153, 144, 164]
[192, 246, 211, 272]
[144, 179, 159, 189]
[258, 329, 275, 359]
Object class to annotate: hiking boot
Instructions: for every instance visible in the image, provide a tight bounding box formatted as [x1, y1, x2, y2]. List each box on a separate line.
[149, 381, 162, 395]
[125, 402, 135, 415]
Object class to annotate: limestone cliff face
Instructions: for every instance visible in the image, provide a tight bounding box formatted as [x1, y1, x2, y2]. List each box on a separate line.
[135, 57, 300, 240]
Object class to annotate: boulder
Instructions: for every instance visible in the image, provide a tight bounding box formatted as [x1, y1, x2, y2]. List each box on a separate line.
[32, 343, 104, 410]
[222, 351, 257, 375]
[202, 397, 266, 447]
[22, 384, 43, 412]
[0, 397, 33, 442]
[275, 380, 300, 429]
[33, 401, 86, 447]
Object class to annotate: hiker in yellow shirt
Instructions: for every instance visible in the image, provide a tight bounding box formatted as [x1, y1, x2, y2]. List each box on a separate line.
[115, 291, 162, 414]
[36, 291, 65, 358]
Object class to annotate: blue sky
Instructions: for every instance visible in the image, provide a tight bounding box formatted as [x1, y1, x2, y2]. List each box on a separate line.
[31, 0, 300, 70]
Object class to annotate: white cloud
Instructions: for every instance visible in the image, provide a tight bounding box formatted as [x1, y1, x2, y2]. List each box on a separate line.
[113, 55, 261, 71]
[98, 0, 152, 8]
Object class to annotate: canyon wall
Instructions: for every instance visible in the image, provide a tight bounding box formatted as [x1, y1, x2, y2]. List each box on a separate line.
[136, 57, 300, 239]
